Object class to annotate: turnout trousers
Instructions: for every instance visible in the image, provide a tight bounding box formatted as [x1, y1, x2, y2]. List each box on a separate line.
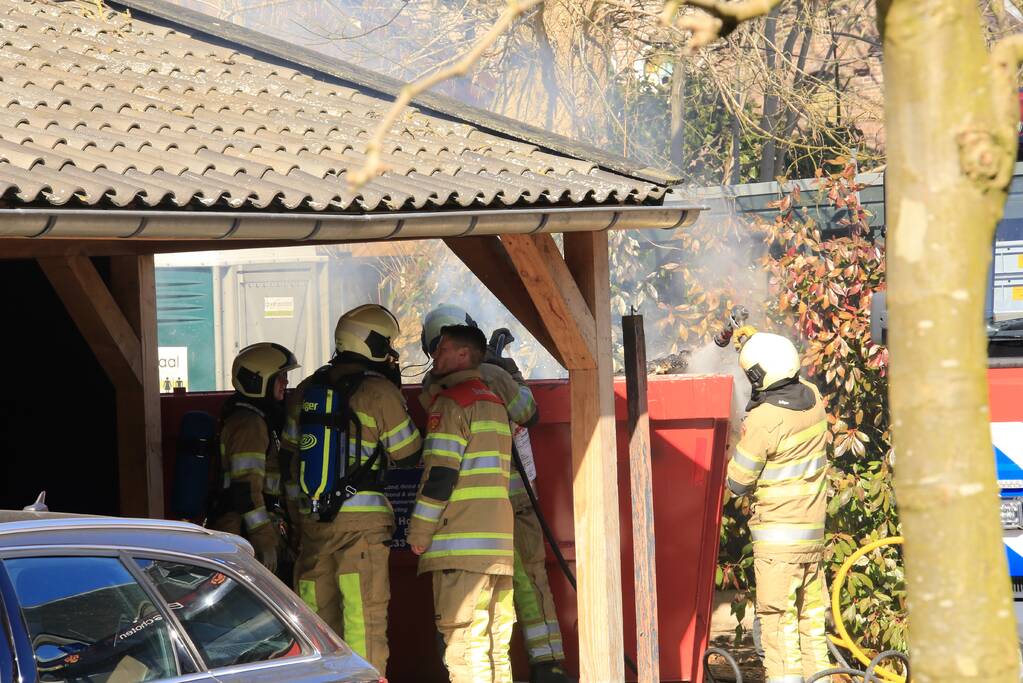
[755, 557, 830, 683]
[294, 523, 392, 673]
[432, 570, 515, 683]
[511, 494, 565, 664]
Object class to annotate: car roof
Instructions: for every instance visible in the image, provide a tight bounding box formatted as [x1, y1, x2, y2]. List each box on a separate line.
[0, 510, 251, 556]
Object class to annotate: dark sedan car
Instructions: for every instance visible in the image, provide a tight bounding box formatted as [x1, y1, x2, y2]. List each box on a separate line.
[0, 511, 382, 683]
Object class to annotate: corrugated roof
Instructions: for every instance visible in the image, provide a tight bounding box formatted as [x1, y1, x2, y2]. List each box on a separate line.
[0, 0, 671, 214]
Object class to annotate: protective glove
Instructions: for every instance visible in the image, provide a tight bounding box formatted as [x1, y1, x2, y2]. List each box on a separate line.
[248, 522, 281, 574]
[732, 325, 758, 351]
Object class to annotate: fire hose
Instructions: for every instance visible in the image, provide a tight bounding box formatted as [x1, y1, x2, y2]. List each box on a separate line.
[704, 537, 910, 683]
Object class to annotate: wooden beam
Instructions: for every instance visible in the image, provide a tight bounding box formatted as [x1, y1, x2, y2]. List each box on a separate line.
[623, 314, 660, 683]
[563, 231, 625, 683]
[110, 255, 164, 519]
[443, 235, 566, 367]
[0, 239, 141, 260]
[38, 255, 142, 386]
[501, 233, 596, 370]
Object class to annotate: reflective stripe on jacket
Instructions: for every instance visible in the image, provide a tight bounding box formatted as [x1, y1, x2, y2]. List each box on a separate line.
[219, 406, 278, 532]
[422, 362, 539, 497]
[408, 368, 515, 576]
[727, 379, 828, 562]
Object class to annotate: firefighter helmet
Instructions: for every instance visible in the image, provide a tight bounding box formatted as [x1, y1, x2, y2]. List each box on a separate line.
[232, 342, 300, 398]
[421, 304, 478, 356]
[335, 304, 400, 362]
[738, 332, 801, 391]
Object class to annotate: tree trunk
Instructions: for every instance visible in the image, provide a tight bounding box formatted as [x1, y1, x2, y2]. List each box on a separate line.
[758, 4, 781, 181]
[539, 0, 609, 143]
[728, 103, 742, 185]
[670, 60, 686, 171]
[486, 0, 610, 143]
[771, 1, 805, 177]
[882, 0, 1019, 680]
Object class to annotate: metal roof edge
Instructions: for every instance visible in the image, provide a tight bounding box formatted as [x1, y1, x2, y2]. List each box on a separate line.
[107, 0, 682, 188]
[0, 203, 704, 241]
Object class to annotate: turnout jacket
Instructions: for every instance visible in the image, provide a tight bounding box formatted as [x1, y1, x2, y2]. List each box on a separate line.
[408, 368, 515, 576]
[727, 378, 828, 564]
[282, 362, 422, 531]
[220, 403, 281, 539]
[422, 362, 538, 499]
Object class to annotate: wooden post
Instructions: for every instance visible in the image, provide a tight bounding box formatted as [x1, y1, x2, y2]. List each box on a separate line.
[564, 231, 625, 683]
[110, 255, 163, 519]
[449, 229, 625, 680]
[622, 314, 659, 683]
[39, 254, 163, 518]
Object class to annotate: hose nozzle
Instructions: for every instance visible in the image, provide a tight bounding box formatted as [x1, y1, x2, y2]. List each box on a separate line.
[712, 305, 750, 348]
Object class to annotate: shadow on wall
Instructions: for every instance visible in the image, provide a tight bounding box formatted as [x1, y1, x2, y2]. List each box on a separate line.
[0, 259, 119, 515]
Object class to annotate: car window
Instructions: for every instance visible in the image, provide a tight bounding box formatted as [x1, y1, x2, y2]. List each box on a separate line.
[135, 559, 300, 669]
[3, 556, 180, 682]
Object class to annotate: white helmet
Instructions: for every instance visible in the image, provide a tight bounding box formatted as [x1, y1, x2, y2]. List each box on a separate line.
[738, 332, 801, 391]
[335, 304, 400, 362]
[421, 304, 478, 356]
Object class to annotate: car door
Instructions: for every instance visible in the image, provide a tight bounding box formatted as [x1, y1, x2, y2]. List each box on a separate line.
[0, 553, 216, 683]
[132, 557, 379, 683]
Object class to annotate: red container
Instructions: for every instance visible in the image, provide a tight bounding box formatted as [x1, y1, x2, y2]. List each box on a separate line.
[161, 374, 732, 682]
[989, 366, 1023, 421]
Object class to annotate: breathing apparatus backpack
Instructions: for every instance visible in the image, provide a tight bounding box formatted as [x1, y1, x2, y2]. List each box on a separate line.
[298, 367, 385, 521]
[171, 411, 218, 521]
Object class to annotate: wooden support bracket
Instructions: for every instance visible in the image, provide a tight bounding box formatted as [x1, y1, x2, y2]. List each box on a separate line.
[38, 255, 143, 386]
[500, 233, 597, 370]
[444, 235, 566, 367]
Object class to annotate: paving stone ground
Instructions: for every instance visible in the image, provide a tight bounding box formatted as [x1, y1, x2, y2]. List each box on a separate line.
[705, 590, 763, 683]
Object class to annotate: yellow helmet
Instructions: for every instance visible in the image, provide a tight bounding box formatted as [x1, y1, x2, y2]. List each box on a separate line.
[421, 304, 478, 356]
[232, 342, 300, 398]
[738, 332, 800, 391]
[335, 304, 400, 362]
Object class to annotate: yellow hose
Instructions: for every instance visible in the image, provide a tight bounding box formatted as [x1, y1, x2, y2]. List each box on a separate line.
[828, 536, 906, 683]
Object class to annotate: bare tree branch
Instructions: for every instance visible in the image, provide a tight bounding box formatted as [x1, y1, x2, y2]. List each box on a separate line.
[660, 0, 784, 48]
[348, 0, 545, 189]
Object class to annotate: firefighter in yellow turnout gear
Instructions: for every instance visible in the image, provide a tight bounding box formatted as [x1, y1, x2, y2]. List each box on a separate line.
[421, 306, 572, 683]
[211, 343, 299, 576]
[409, 324, 516, 683]
[281, 304, 422, 674]
[727, 330, 830, 683]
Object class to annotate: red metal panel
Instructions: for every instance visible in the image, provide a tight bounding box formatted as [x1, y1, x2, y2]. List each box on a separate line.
[988, 367, 1023, 421]
[160, 374, 732, 682]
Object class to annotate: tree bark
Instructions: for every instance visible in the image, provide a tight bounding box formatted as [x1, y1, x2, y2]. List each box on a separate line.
[670, 60, 686, 171]
[757, 4, 781, 181]
[771, 0, 804, 176]
[728, 109, 742, 184]
[882, 0, 1019, 680]
[487, 0, 610, 143]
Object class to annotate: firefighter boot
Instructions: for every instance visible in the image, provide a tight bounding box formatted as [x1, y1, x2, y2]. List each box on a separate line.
[529, 661, 576, 683]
